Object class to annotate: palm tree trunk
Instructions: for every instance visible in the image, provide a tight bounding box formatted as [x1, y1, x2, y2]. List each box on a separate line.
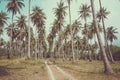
[28, 0, 31, 58]
[68, 2, 75, 62]
[35, 38, 38, 60]
[89, 40, 92, 62]
[77, 41, 79, 60]
[9, 13, 14, 59]
[90, 0, 114, 74]
[98, 0, 114, 63]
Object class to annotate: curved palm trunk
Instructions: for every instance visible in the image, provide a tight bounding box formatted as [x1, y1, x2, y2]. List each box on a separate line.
[28, 0, 31, 58]
[98, 0, 114, 63]
[90, 0, 114, 74]
[68, 1, 75, 62]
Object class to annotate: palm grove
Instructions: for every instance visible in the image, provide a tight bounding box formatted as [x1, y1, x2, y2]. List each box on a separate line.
[0, 0, 119, 75]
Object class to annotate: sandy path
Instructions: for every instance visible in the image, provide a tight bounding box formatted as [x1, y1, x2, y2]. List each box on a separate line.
[45, 61, 76, 80]
[45, 61, 55, 80]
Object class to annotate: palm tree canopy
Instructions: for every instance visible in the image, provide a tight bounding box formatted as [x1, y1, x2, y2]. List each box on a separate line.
[6, 23, 19, 40]
[31, 6, 46, 30]
[0, 27, 3, 35]
[97, 7, 110, 22]
[107, 26, 118, 43]
[72, 20, 81, 36]
[53, 0, 67, 22]
[0, 11, 8, 27]
[6, 0, 25, 15]
[78, 4, 91, 22]
[16, 15, 27, 29]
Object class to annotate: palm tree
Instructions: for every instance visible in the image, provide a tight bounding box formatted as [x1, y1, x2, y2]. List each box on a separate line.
[72, 20, 81, 41]
[107, 26, 118, 47]
[97, 7, 109, 23]
[6, 0, 24, 58]
[107, 26, 118, 63]
[78, 4, 91, 61]
[31, 6, 46, 59]
[53, 0, 67, 57]
[47, 33, 54, 57]
[28, 0, 31, 58]
[54, 0, 67, 32]
[66, 0, 75, 62]
[47, 19, 59, 58]
[16, 15, 27, 57]
[16, 15, 27, 29]
[78, 4, 91, 23]
[90, 0, 114, 74]
[97, 1, 114, 63]
[6, 23, 15, 58]
[31, 6, 46, 29]
[0, 11, 8, 38]
[96, 7, 109, 46]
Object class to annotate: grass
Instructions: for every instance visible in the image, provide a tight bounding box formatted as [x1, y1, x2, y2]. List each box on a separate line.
[54, 60, 120, 80]
[0, 58, 49, 80]
[0, 58, 120, 80]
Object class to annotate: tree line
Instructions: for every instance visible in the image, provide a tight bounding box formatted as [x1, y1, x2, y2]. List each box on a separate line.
[0, 0, 119, 74]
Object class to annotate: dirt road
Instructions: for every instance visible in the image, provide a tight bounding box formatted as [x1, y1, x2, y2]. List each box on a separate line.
[45, 61, 76, 80]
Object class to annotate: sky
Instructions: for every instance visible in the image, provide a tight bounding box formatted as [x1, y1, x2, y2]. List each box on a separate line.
[0, 0, 120, 46]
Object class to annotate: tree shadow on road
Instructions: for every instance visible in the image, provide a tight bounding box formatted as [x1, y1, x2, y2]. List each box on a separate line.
[0, 66, 9, 76]
[0, 66, 25, 77]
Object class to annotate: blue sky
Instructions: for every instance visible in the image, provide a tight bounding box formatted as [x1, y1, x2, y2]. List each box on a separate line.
[0, 0, 120, 46]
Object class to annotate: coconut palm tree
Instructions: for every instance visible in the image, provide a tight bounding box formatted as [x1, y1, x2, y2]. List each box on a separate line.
[107, 26, 118, 63]
[47, 19, 60, 58]
[96, 7, 109, 47]
[72, 20, 81, 38]
[54, 0, 67, 32]
[78, 4, 91, 23]
[78, 4, 91, 60]
[107, 26, 118, 47]
[53, 0, 67, 57]
[47, 33, 54, 57]
[97, 1, 114, 62]
[66, 0, 76, 62]
[78, 4, 91, 37]
[16, 15, 27, 41]
[28, 0, 31, 58]
[0, 11, 8, 38]
[16, 15, 27, 29]
[6, 23, 16, 58]
[16, 15, 27, 57]
[31, 6, 46, 59]
[90, 0, 114, 74]
[6, 0, 24, 58]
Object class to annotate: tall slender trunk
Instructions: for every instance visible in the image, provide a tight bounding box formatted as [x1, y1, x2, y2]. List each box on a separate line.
[9, 13, 14, 59]
[98, 0, 114, 63]
[84, 19, 89, 61]
[90, 0, 114, 74]
[35, 38, 38, 60]
[28, 0, 31, 58]
[77, 41, 79, 60]
[89, 40, 92, 62]
[68, 2, 75, 62]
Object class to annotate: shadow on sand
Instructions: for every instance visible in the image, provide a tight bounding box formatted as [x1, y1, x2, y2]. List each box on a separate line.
[0, 66, 25, 77]
[0, 66, 9, 76]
